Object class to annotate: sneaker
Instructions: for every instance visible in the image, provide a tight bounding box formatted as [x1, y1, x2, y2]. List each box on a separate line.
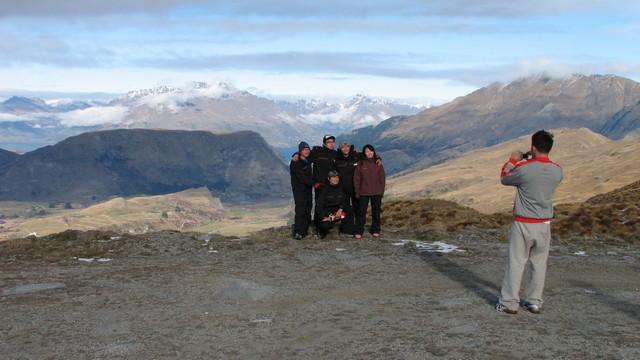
[293, 233, 304, 240]
[496, 302, 518, 315]
[372, 233, 380, 239]
[354, 234, 362, 239]
[521, 301, 542, 314]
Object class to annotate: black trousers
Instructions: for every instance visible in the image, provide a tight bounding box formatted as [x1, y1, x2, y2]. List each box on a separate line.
[293, 190, 312, 236]
[317, 219, 336, 237]
[339, 192, 358, 235]
[356, 195, 382, 235]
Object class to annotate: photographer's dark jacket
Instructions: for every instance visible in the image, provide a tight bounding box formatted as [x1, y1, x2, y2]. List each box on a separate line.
[315, 183, 349, 218]
[501, 156, 563, 222]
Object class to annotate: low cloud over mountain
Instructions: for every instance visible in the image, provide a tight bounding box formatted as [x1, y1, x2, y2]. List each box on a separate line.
[0, 82, 422, 151]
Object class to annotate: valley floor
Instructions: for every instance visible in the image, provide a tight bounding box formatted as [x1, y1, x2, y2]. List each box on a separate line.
[1, 229, 639, 359]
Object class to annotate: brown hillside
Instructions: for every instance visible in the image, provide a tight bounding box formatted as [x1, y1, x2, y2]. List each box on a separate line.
[554, 180, 640, 241]
[0, 188, 224, 240]
[381, 198, 511, 234]
[382, 179, 639, 242]
[387, 128, 640, 213]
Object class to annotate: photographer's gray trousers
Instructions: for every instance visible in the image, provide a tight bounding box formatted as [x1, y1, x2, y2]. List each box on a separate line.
[499, 221, 551, 311]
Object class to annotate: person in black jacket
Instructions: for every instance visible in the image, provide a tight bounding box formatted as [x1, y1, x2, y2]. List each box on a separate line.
[308, 134, 338, 228]
[289, 141, 313, 240]
[334, 140, 359, 234]
[309, 134, 338, 188]
[315, 170, 348, 239]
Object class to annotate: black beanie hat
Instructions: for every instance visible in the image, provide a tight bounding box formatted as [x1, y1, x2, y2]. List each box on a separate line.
[298, 141, 310, 152]
[323, 134, 336, 144]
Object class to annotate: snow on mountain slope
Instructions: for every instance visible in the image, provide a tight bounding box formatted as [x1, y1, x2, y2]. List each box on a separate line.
[0, 82, 424, 150]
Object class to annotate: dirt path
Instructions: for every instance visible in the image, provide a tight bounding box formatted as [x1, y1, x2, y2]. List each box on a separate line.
[1, 230, 639, 359]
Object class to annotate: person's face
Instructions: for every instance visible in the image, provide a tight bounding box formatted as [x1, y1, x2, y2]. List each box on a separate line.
[329, 175, 340, 185]
[340, 144, 350, 155]
[364, 148, 374, 158]
[325, 139, 335, 150]
[300, 148, 310, 158]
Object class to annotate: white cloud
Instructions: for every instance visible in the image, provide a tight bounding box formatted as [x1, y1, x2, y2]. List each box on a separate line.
[126, 82, 236, 111]
[511, 58, 640, 81]
[2, 0, 634, 18]
[0, 113, 22, 122]
[58, 105, 128, 126]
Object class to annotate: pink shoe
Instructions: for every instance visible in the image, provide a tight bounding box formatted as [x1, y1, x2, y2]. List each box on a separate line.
[372, 233, 380, 239]
[354, 234, 362, 239]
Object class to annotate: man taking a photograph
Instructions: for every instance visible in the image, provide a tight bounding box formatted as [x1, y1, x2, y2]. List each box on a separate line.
[496, 130, 563, 315]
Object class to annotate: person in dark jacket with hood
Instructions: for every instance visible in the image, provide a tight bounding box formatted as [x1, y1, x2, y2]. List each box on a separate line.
[289, 141, 313, 240]
[334, 140, 360, 234]
[354, 144, 386, 239]
[315, 170, 349, 239]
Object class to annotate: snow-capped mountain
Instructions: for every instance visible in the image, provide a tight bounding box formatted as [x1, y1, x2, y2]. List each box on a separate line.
[114, 82, 241, 107]
[280, 94, 424, 134]
[0, 82, 424, 151]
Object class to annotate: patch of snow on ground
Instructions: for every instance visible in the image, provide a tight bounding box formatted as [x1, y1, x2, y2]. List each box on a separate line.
[75, 257, 112, 263]
[392, 240, 464, 254]
[1, 283, 66, 296]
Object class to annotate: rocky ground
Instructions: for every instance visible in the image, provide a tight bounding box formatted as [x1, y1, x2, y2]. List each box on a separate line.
[1, 227, 639, 359]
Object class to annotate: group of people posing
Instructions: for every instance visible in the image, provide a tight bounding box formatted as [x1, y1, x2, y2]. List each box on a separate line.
[290, 129, 565, 316]
[289, 135, 386, 240]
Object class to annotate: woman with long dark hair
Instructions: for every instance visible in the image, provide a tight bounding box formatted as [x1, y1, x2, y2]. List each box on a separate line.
[353, 144, 386, 239]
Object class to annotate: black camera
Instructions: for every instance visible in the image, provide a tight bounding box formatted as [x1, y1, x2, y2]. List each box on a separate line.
[521, 151, 533, 160]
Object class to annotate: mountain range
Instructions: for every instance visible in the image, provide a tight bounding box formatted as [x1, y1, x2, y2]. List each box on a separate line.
[342, 74, 640, 174]
[0, 148, 19, 167]
[2, 73, 640, 205]
[0, 83, 423, 151]
[0, 129, 289, 203]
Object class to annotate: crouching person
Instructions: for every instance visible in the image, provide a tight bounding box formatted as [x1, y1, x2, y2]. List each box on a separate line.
[315, 170, 348, 239]
[290, 142, 313, 240]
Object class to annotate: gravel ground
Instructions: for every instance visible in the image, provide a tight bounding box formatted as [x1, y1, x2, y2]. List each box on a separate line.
[1, 228, 639, 359]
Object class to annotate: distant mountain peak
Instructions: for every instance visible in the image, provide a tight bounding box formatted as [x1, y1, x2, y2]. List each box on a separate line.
[2, 96, 48, 107]
[121, 85, 182, 102]
[189, 81, 236, 92]
[0, 96, 50, 113]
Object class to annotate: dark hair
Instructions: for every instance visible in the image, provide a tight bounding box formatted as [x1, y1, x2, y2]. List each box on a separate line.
[532, 130, 554, 154]
[362, 144, 377, 158]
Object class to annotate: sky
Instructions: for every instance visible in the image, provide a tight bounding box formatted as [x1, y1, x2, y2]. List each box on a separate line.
[1, 0, 639, 103]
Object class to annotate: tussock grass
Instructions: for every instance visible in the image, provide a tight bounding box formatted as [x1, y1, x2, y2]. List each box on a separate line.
[553, 180, 640, 243]
[382, 198, 511, 234]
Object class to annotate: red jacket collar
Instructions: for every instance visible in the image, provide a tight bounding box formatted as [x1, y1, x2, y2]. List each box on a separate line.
[533, 156, 551, 162]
